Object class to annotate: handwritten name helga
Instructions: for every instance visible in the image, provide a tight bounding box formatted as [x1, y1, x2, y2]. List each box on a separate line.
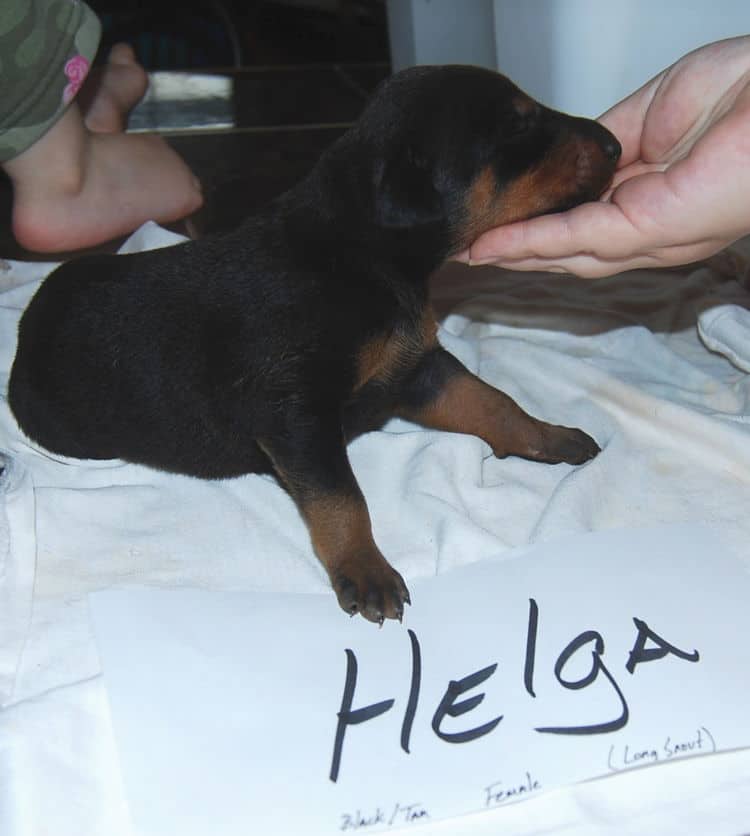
[330, 600, 700, 784]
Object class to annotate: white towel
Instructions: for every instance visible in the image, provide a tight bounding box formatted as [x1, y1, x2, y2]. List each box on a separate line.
[699, 302, 750, 373]
[2, 224, 750, 835]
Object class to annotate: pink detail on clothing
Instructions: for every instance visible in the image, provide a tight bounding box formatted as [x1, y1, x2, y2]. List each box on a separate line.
[62, 55, 90, 104]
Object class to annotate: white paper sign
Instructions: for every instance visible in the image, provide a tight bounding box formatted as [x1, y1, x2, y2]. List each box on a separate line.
[90, 526, 750, 835]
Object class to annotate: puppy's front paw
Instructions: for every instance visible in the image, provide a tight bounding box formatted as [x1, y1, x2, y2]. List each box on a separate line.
[536, 424, 600, 465]
[333, 556, 411, 625]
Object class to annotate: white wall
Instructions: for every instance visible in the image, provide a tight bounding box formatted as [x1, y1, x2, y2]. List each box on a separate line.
[387, 0, 497, 70]
[387, 1, 750, 116]
[493, 0, 750, 116]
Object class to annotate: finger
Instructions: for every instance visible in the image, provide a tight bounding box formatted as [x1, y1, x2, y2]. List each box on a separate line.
[483, 237, 728, 279]
[482, 254, 650, 279]
[598, 72, 665, 168]
[468, 200, 644, 264]
[606, 160, 668, 195]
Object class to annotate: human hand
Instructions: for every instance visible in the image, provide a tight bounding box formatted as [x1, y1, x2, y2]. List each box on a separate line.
[462, 36, 750, 278]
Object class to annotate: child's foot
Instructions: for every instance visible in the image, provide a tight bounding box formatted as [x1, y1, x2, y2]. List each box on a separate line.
[5, 103, 203, 253]
[77, 43, 149, 133]
[3, 43, 203, 253]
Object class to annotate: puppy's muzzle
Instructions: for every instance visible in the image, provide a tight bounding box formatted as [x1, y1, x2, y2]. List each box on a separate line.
[565, 118, 622, 201]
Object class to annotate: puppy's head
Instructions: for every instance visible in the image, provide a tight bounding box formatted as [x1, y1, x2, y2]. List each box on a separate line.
[359, 66, 620, 255]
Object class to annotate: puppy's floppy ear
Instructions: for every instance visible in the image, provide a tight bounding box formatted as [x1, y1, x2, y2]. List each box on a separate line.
[374, 145, 443, 228]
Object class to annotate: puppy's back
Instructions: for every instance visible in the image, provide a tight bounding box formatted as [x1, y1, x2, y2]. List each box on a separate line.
[7, 226, 368, 474]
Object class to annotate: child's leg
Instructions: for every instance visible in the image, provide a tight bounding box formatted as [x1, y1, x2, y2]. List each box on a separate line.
[0, 0, 203, 253]
[4, 99, 203, 253]
[76, 43, 149, 134]
[3, 40, 203, 254]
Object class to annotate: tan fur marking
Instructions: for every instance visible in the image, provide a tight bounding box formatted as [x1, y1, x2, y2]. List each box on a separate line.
[355, 331, 399, 390]
[421, 307, 438, 347]
[457, 163, 564, 251]
[400, 370, 546, 458]
[354, 307, 438, 391]
[303, 492, 410, 622]
[454, 135, 614, 252]
[303, 493, 377, 571]
[466, 165, 497, 224]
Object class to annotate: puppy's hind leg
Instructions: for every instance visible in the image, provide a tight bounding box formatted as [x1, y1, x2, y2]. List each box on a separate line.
[394, 347, 599, 464]
[258, 412, 410, 624]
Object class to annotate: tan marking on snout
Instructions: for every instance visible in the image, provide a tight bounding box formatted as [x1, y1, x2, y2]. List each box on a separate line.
[453, 136, 616, 253]
[354, 307, 438, 391]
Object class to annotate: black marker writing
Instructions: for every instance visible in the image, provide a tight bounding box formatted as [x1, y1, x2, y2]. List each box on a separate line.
[329, 630, 502, 782]
[535, 630, 629, 735]
[524, 598, 539, 698]
[328, 609, 702, 781]
[608, 726, 716, 772]
[400, 629, 422, 754]
[330, 648, 395, 783]
[431, 664, 503, 743]
[388, 801, 429, 826]
[626, 618, 700, 674]
[340, 808, 386, 831]
[484, 772, 541, 806]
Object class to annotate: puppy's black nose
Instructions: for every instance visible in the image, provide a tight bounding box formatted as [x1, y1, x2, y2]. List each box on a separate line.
[603, 136, 622, 161]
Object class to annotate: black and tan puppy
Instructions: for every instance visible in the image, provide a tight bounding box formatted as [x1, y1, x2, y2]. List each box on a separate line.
[8, 66, 620, 624]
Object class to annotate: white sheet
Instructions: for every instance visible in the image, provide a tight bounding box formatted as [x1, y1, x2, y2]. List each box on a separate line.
[2, 223, 750, 835]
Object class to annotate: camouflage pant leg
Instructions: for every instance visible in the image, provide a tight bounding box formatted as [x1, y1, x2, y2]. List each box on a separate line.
[0, 0, 101, 162]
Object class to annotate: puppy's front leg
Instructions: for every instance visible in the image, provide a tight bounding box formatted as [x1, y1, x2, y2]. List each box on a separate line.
[258, 422, 410, 623]
[395, 347, 599, 464]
